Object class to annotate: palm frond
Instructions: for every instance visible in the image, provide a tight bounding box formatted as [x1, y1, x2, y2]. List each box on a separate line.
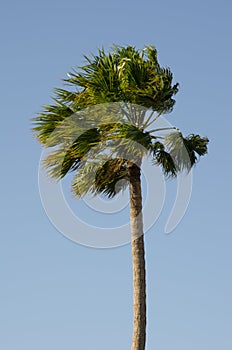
[71, 157, 128, 198]
[165, 132, 209, 171]
[94, 158, 129, 197]
[60, 128, 101, 177]
[32, 103, 74, 145]
[33, 44, 208, 199]
[151, 141, 177, 177]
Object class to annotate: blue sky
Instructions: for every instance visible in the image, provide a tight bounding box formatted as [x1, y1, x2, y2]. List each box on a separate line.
[1, 0, 232, 349]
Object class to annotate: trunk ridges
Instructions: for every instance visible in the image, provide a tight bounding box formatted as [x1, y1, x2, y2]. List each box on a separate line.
[129, 162, 147, 350]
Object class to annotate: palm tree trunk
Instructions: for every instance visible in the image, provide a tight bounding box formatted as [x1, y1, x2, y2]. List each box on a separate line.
[129, 162, 146, 350]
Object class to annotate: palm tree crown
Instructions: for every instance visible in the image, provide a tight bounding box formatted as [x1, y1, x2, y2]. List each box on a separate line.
[33, 45, 208, 196]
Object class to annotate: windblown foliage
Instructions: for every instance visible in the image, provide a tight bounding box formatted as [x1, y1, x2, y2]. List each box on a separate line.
[33, 45, 209, 197]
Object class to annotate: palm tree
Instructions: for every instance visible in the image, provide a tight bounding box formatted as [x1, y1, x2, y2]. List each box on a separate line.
[33, 45, 208, 350]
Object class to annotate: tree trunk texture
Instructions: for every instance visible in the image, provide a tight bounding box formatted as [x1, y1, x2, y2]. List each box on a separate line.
[129, 162, 146, 350]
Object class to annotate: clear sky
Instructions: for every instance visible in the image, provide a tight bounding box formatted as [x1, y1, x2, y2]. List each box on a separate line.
[1, 0, 232, 349]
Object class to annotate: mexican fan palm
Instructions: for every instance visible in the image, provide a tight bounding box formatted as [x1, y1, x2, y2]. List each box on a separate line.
[33, 45, 208, 350]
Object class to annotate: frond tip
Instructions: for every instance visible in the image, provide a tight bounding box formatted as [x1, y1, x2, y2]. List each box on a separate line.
[165, 132, 209, 172]
[151, 141, 177, 177]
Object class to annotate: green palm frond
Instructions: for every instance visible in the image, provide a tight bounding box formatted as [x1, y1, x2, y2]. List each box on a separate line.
[33, 44, 208, 198]
[94, 158, 128, 197]
[150, 141, 177, 177]
[62, 45, 179, 113]
[33, 103, 74, 145]
[108, 122, 152, 147]
[60, 127, 101, 178]
[54, 88, 77, 103]
[41, 121, 154, 181]
[71, 160, 101, 197]
[165, 132, 209, 171]
[71, 156, 128, 198]
[184, 134, 209, 157]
